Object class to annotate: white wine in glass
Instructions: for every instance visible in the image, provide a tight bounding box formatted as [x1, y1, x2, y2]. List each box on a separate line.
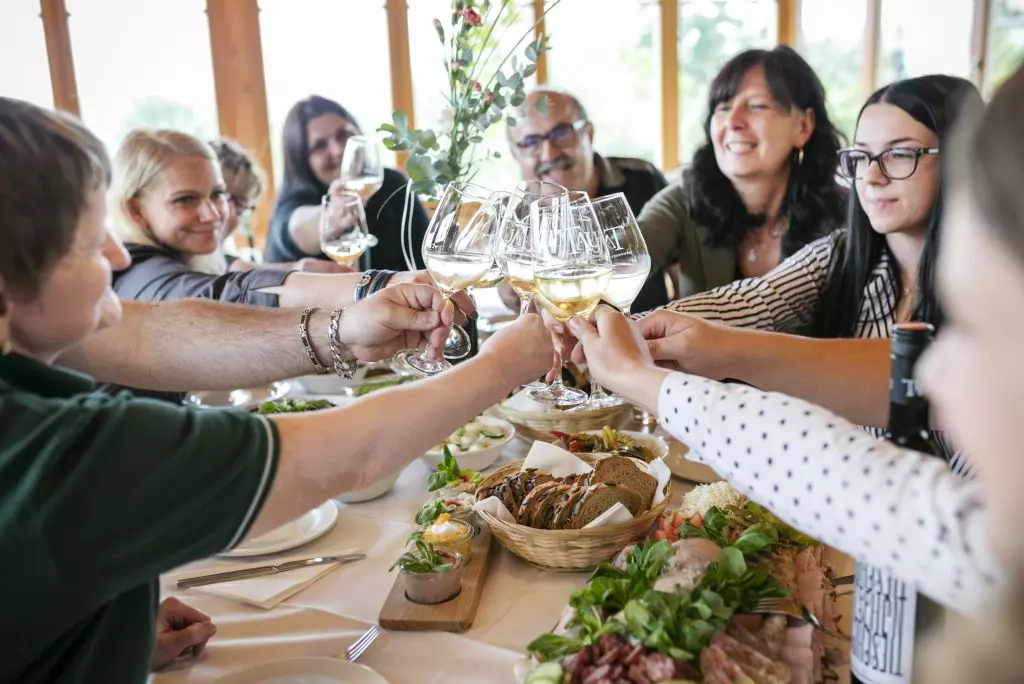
[319, 191, 378, 268]
[340, 135, 385, 201]
[391, 182, 504, 377]
[468, 263, 507, 289]
[529, 192, 611, 407]
[587, 192, 652, 408]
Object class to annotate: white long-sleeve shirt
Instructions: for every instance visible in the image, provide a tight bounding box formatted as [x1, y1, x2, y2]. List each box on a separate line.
[657, 371, 999, 617]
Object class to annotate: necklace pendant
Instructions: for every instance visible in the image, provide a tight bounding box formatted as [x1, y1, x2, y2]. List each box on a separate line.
[747, 247, 757, 263]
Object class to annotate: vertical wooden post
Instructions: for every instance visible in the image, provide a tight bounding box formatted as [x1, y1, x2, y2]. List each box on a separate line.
[532, 0, 549, 84]
[386, 0, 415, 168]
[777, 0, 800, 46]
[659, 0, 679, 171]
[970, 0, 992, 90]
[206, 0, 275, 249]
[39, 0, 80, 115]
[862, 0, 882, 101]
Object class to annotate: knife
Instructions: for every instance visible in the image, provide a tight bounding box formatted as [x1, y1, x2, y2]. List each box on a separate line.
[177, 553, 365, 589]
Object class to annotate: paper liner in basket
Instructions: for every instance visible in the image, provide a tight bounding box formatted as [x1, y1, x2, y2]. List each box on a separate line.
[473, 440, 672, 528]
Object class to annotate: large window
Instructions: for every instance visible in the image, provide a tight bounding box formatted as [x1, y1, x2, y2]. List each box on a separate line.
[678, 0, 776, 165]
[67, 0, 219, 156]
[409, 0, 536, 190]
[985, 0, 1024, 96]
[877, 0, 974, 85]
[798, 0, 866, 144]
[546, 0, 662, 166]
[260, 0, 395, 180]
[0, 2, 53, 108]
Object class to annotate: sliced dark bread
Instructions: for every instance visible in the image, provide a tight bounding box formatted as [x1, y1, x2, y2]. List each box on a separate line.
[590, 456, 658, 512]
[517, 480, 564, 527]
[569, 483, 643, 529]
[552, 483, 589, 529]
[536, 483, 574, 529]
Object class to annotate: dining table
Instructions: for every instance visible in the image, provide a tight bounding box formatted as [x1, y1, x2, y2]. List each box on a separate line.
[153, 299, 853, 684]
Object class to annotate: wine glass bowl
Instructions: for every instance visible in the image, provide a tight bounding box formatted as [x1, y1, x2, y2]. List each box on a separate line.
[319, 191, 379, 268]
[339, 135, 385, 200]
[391, 182, 504, 377]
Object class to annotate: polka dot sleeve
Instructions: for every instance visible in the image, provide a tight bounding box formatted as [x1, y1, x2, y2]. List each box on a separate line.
[657, 371, 999, 617]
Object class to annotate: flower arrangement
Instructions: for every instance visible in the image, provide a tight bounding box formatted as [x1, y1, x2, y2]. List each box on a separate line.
[378, 0, 562, 199]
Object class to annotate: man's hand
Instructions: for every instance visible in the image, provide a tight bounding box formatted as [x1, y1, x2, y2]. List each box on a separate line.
[294, 258, 353, 274]
[478, 313, 556, 388]
[389, 270, 477, 320]
[338, 283, 463, 362]
[637, 310, 737, 380]
[150, 597, 217, 671]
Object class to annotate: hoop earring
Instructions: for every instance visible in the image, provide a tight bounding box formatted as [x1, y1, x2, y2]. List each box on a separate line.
[797, 147, 805, 166]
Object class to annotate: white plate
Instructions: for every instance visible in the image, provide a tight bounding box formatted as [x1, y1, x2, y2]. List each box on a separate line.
[423, 416, 515, 472]
[219, 500, 338, 557]
[186, 382, 291, 411]
[214, 658, 388, 684]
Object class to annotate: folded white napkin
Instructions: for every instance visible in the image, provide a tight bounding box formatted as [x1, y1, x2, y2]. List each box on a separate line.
[170, 547, 360, 610]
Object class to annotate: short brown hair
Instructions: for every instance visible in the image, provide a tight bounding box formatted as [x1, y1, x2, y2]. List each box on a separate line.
[209, 137, 266, 203]
[0, 98, 110, 299]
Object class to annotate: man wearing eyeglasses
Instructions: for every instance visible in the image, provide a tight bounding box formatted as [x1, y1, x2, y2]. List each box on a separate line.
[503, 88, 670, 313]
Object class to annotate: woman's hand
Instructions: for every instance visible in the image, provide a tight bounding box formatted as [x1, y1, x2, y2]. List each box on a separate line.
[150, 597, 217, 671]
[388, 270, 477, 320]
[337, 283, 461, 362]
[567, 305, 667, 409]
[638, 310, 738, 380]
[479, 313, 556, 388]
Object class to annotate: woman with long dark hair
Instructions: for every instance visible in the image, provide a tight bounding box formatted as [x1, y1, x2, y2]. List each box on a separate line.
[633, 75, 981, 432]
[637, 46, 846, 298]
[267, 95, 429, 271]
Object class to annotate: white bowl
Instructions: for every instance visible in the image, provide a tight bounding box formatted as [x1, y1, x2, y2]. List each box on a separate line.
[294, 366, 369, 394]
[334, 470, 401, 503]
[576, 429, 669, 462]
[423, 416, 515, 472]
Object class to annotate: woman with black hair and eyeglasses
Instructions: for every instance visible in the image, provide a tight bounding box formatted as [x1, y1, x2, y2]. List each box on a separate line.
[266, 95, 430, 272]
[636, 45, 847, 299]
[630, 74, 981, 435]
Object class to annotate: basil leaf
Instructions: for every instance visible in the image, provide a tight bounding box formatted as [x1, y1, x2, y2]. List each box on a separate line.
[718, 546, 747, 578]
[733, 523, 778, 556]
[525, 633, 582, 661]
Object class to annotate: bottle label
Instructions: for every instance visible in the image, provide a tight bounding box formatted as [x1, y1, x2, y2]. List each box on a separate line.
[889, 355, 922, 406]
[851, 563, 916, 684]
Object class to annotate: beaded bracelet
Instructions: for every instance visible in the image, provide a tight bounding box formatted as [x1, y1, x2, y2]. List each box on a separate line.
[328, 308, 359, 379]
[298, 306, 328, 373]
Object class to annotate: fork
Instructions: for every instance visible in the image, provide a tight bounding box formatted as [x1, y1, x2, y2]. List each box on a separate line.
[748, 597, 849, 642]
[343, 624, 381, 662]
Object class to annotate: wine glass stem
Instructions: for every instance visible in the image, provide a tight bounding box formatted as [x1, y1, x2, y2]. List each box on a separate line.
[549, 347, 566, 390]
[518, 294, 534, 318]
[590, 305, 630, 401]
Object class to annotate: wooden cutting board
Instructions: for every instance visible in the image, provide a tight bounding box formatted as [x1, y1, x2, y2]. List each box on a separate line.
[378, 525, 495, 632]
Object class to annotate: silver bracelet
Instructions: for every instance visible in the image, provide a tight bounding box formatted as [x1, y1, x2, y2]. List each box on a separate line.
[299, 307, 327, 373]
[328, 308, 359, 379]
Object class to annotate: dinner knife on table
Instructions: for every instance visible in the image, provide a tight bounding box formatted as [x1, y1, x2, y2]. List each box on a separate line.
[177, 553, 365, 589]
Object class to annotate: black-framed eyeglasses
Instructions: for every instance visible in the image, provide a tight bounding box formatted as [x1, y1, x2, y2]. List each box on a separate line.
[515, 120, 588, 153]
[838, 146, 940, 181]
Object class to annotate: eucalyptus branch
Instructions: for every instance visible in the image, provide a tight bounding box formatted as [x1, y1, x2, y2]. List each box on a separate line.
[480, 0, 563, 94]
[465, 0, 508, 88]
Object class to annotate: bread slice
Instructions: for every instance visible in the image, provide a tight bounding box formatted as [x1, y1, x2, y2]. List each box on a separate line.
[569, 483, 642, 529]
[517, 480, 563, 527]
[552, 483, 589, 529]
[590, 456, 658, 512]
[536, 483, 573, 530]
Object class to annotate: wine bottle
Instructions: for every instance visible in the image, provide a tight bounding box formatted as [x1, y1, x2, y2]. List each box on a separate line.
[850, 322, 944, 684]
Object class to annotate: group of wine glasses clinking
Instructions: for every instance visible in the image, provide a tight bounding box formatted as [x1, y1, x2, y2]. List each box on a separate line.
[392, 178, 652, 409]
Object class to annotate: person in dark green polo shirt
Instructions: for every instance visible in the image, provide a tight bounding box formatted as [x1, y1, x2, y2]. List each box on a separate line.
[0, 98, 555, 683]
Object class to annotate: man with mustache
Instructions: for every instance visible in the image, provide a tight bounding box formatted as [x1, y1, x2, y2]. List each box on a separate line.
[501, 88, 669, 312]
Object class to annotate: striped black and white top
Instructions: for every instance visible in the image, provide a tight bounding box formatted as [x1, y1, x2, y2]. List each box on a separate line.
[653, 230, 971, 476]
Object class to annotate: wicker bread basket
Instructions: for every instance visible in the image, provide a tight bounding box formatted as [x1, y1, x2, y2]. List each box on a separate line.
[490, 401, 633, 443]
[474, 456, 671, 571]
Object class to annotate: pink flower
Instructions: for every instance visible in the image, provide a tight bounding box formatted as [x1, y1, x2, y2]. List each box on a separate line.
[484, 92, 494, 105]
[432, 18, 443, 32]
[451, 60, 461, 71]
[471, 80, 482, 92]
[462, 7, 483, 26]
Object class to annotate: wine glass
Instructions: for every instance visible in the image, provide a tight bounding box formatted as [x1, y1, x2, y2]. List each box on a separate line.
[529, 192, 613, 407]
[585, 192, 652, 407]
[319, 191, 379, 268]
[496, 180, 568, 317]
[392, 182, 504, 377]
[339, 135, 385, 202]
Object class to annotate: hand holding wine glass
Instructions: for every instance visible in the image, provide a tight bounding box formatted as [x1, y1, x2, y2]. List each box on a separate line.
[319, 191, 379, 268]
[339, 135, 385, 203]
[391, 182, 504, 377]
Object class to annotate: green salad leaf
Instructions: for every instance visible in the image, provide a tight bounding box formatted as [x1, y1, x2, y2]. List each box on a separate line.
[257, 398, 333, 414]
[744, 501, 820, 547]
[427, 446, 462, 491]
